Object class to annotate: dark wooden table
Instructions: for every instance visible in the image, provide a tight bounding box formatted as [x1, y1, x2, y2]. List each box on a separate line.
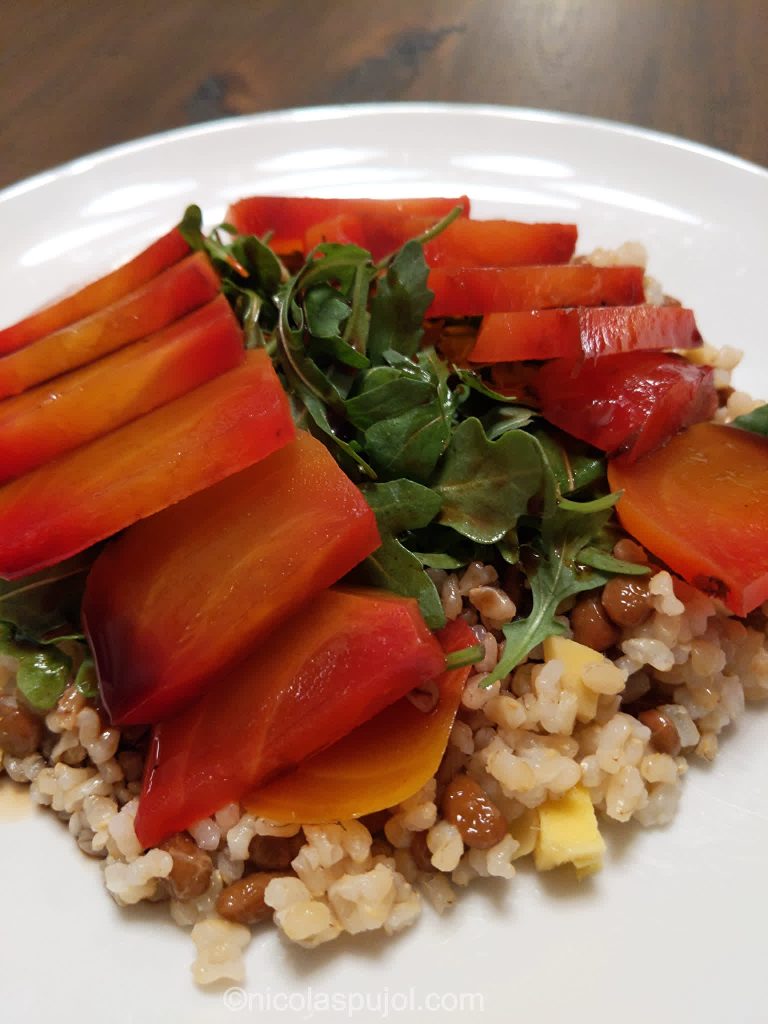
[1, 0, 766, 190]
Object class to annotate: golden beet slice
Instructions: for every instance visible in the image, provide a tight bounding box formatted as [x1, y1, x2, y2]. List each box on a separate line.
[0, 350, 294, 578]
[609, 421, 768, 616]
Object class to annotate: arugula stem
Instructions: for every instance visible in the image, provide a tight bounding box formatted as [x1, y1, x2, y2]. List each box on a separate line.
[0, 566, 89, 604]
[557, 491, 620, 514]
[342, 260, 372, 354]
[444, 643, 486, 670]
[375, 205, 465, 270]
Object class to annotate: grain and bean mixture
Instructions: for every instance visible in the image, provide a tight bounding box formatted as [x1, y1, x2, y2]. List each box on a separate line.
[2, 250, 767, 985]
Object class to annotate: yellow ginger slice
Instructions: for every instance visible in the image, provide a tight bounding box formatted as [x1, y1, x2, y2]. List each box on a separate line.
[542, 635, 625, 723]
[534, 784, 605, 878]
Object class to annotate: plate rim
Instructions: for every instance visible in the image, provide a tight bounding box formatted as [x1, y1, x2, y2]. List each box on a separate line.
[3, 97, 768, 1023]
[3, 101, 767, 206]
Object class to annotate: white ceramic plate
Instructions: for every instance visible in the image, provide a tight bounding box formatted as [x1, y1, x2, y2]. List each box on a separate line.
[2, 104, 767, 1024]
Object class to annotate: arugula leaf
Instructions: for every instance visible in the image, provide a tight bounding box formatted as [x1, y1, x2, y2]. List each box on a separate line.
[74, 656, 99, 700]
[303, 283, 351, 339]
[456, 369, 535, 407]
[179, 204, 239, 268]
[16, 649, 72, 711]
[303, 242, 373, 292]
[578, 546, 650, 575]
[309, 334, 370, 370]
[408, 551, 466, 570]
[496, 533, 521, 564]
[359, 540, 446, 629]
[732, 403, 768, 437]
[275, 243, 379, 468]
[345, 355, 454, 481]
[180, 205, 283, 346]
[277, 286, 347, 414]
[226, 234, 283, 297]
[483, 508, 613, 686]
[482, 406, 537, 439]
[432, 418, 543, 543]
[180, 205, 282, 291]
[419, 347, 456, 429]
[294, 385, 376, 479]
[340, 259, 372, 355]
[530, 428, 605, 496]
[361, 478, 442, 536]
[483, 552, 605, 687]
[0, 623, 72, 712]
[223, 285, 268, 350]
[404, 522, 482, 570]
[368, 241, 433, 363]
[354, 480, 446, 628]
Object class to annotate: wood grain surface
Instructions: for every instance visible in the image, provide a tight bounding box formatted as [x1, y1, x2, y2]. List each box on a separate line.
[1, 0, 766, 189]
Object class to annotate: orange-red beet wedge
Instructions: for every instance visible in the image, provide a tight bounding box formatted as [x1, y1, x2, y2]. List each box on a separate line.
[470, 306, 702, 362]
[0, 350, 294, 579]
[83, 431, 381, 725]
[0, 296, 244, 484]
[0, 227, 190, 355]
[227, 195, 470, 254]
[534, 351, 717, 463]
[422, 219, 576, 268]
[609, 423, 768, 616]
[0, 252, 220, 399]
[134, 588, 446, 848]
[427, 264, 645, 318]
[306, 215, 577, 266]
[245, 619, 475, 823]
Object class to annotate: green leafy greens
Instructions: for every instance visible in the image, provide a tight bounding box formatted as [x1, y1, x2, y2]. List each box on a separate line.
[354, 480, 445, 628]
[179, 204, 284, 349]
[483, 507, 616, 686]
[433, 417, 542, 543]
[0, 622, 73, 711]
[0, 203, 661, 723]
[0, 557, 95, 710]
[176, 205, 656, 682]
[732, 403, 768, 437]
[346, 352, 456, 481]
[367, 241, 434, 362]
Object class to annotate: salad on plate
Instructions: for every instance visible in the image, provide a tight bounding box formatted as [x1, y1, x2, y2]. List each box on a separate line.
[1, 193, 767, 985]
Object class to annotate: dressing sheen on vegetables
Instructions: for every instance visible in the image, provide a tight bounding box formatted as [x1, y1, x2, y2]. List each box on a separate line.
[0, 351, 294, 577]
[83, 431, 381, 724]
[305, 215, 578, 266]
[471, 306, 702, 362]
[245, 618, 475, 823]
[0, 193, 764, 845]
[427, 264, 645, 317]
[0, 252, 220, 398]
[0, 226, 190, 355]
[0, 295, 244, 484]
[227, 195, 470, 255]
[609, 422, 768, 615]
[532, 350, 717, 462]
[134, 588, 447, 848]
